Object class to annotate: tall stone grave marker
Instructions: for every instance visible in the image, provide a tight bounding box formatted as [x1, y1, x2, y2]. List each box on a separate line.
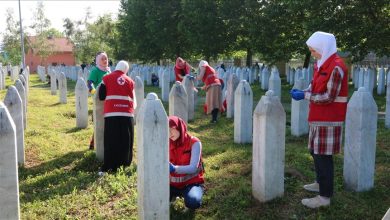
[75, 78, 89, 128]
[252, 90, 285, 202]
[50, 70, 57, 95]
[4, 86, 24, 165]
[226, 74, 239, 118]
[134, 76, 145, 119]
[0, 102, 20, 219]
[58, 72, 67, 104]
[182, 75, 195, 121]
[344, 87, 377, 191]
[268, 67, 281, 100]
[136, 93, 169, 220]
[15, 79, 26, 130]
[291, 78, 309, 136]
[93, 85, 105, 161]
[377, 67, 385, 95]
[169, 81, 188, 123]
[234, 80, 253, 143]
[386, 81, 390, 128]
[161, 70, 170, 102]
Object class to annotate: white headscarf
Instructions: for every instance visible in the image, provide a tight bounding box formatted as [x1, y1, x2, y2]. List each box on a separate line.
[306, 31, 337, 69]
[115, 60, 129, 74]
[199, 60, 208, 68]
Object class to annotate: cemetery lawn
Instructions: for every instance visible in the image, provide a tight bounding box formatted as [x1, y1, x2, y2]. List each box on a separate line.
[0, 74, 389, 220]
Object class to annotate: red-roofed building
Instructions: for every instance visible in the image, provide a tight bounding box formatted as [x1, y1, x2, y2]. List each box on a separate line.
[26, 36, 76, 72]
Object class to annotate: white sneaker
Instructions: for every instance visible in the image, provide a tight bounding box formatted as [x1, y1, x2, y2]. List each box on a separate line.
[302, 196, 330, 209]
[303, 182, 319, 192]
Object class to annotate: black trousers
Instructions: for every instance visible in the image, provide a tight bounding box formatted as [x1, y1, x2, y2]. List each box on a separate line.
[310, 150, 334, 198]
[102, 116, 134, 172]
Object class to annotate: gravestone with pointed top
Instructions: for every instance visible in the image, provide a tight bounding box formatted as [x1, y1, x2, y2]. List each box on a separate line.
[226, 74, 239, 118]
[75, 78, 89, 128]
[50, 70, 57, 95]
[291, 78, 309, 136]
[134, 76, 145, 119]
[4, 86, 24, 165]
[386, 81, 390, 128]
[252, 90, 285, 202]
[58, 72, 67, 104]
[377, 67, 385, 95]
[0, 102, 20, 219]
[14, 79, 26, 130]
[93, 85, 105, 161]
[136, 93, 169, 220]
[169, 81, 188, 123]
[268, 67, 281, 100]
[182, 75, 195, 121]
[161, 70, 170, 102]
[344, 87, 377, 191]
[234, 80, 253, 143]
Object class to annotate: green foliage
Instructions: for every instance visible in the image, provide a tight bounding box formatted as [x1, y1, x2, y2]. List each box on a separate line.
[1, 8, 28, 65]
[0, 73, 388, 219]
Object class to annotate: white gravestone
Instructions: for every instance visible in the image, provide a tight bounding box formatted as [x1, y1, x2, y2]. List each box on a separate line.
[386, 81, 390, 129]
[162, 70, 170, 102]
[377, 67, 385, 95]
[4, 86, 25, 165]
[18, 74, 27, 97]
[268, 67, 281, 100]
[15, 79, 26, 130]
[75, 78, 89, 128]
[182, 75, 195, 121]
[134, 76, 145, 120]
[169, 81, 188, 123]
[50, 70, 57, 95]
[93, 85, 105, 161]
[252, 90, 285, 202]
[58, 72, 67, 104]
[0, 69, 3, 90]
[344, 87, 377, 191]
[291, 78, 309, 136]
[226, 74, 239, 118]
[0, 102, 20, 219]
[234, 80, 253, 143]
[136, 93, 169, 220]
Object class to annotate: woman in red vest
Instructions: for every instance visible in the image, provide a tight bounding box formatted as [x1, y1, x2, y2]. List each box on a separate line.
[169, 116, 205, 209]
[174, 57, 193, 82]
[196, 60, 223, 123]
[290, 31, 348, 208]
[98, 60, 136, 175]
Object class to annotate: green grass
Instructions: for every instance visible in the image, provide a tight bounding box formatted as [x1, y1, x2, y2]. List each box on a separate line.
[0, 74, 389, 220]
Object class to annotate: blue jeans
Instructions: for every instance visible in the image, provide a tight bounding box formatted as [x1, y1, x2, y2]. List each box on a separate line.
[170, 184, 204, 209]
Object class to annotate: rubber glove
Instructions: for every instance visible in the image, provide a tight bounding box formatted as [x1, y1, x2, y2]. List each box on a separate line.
[291, 90, 305, 101]
[90, 88, 96, 95]
[289, 89, 299, 95]
[169, 162, 176, 173]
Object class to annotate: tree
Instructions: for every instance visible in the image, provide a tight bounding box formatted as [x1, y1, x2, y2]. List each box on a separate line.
[1, 8, 28, 65]
[29, 1, 55, 66]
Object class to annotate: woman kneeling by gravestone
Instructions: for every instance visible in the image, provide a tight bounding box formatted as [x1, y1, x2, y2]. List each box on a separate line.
[169, 116, 205, 209]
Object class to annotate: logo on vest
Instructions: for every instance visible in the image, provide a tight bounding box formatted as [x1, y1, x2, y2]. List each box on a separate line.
[117, 77, 125, 85]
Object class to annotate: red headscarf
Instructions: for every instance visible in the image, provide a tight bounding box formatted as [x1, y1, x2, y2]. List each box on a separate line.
[169, 116, 191, 148]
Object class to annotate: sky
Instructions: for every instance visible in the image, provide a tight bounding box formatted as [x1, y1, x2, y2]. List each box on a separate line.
[0, 0, 121, 41]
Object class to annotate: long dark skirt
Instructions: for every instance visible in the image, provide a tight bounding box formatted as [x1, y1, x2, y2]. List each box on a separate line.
[101, 116, 134, 172]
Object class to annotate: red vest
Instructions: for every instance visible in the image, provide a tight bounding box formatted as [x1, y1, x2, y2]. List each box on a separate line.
[102, 70, 135, 117]
[308, 54, 348, 122]
[169, 136, 204, 189]
[174, 66, 189, 82]
[202, 65, 221, 86]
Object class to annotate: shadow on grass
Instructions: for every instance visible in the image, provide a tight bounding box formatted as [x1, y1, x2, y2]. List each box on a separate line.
[66, 127, 85, 133]
[31, 83, 50, 89]
[170, 206, 196, 220]
[49, 102, 61, 107]
[19, 150, 101, 203]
